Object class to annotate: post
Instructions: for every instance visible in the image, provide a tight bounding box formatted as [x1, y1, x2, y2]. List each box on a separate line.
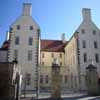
[51, 59, 63, 100]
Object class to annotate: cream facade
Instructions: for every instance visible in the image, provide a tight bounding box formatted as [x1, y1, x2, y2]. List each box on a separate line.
[40, 51, 65, 89]
[64, 35, 79, 90]
[75, 8, 100, 90]
[8, 3, 40, 91]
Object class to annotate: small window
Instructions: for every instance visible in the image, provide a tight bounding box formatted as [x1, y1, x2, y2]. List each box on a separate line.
[17, 25, 20, 30]
[15, 36, 19, 45]
[14, 50, 18, 61]
[29, 37, 33, 45]
[65, 75, 67, 83]
[45, 75, 48, 84]
[51, 53, 54, 58]
[42, 53, 44, 58]
[28, 50, 32, 61]
[95, 53, 99, 63]
[60, 62, 62, 66]
[82, 40, 86, 48]
[94, 41, 98, 48]
[10, 27, 13, 32]
[93, 30, 96, 35]
[42, 62, 44, 65]
[81, 29, 85, 34]
[83, 53, 87, 63]
[60, 53, 62, 58]
[40, 75, 43, 83]
[26, 73, 31, 85]
[30, 26, 33, 30]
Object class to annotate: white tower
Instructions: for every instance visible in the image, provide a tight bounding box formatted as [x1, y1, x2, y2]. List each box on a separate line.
[8, 3, 40, 91]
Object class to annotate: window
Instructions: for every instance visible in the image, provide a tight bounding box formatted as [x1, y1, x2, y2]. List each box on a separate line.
[60, 53, 62, 58]
[42, 62, 44, 65]
[94, 41, 98, 48]
[26, 73, 31, 85]
[51, 53, 54, 58]
[60, 62, 62, 66]
[65, 75, 67, 83]
[82, 40, 86, 48]
[17, 25, 20, 30]
[29, 37, 33, 45]
[95, 53, 99, 63]
[83, 53, 87, 63]
[15, 36, 19, 45]
[14, 50, 18, 61]
[42, 53, 44, 58]
[45, 75, 48, 84]
[28, 50, 32, 61]
[10, 27, 13, 32]
[81, 29, 85, 34]
[93, 30, 96, 35]
[30, 26, 33, 30]
[40, 75, 43, 83]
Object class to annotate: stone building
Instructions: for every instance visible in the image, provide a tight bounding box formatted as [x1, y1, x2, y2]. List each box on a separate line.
[1, 4, 100, 92]
[40, 39, 67, 90]
[8, 3, 40, 91]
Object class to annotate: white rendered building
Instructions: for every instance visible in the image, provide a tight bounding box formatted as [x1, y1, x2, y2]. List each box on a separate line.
[8, 3, 40, 91]
[76, 8, 100, 90]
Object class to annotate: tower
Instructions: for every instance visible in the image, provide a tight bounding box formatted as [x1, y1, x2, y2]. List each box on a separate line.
[8, 3, 40, 92]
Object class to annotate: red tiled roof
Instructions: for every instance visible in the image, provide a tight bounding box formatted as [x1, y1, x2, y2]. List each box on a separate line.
[41, 40, 68, 52]
[2, 39, 68, 52]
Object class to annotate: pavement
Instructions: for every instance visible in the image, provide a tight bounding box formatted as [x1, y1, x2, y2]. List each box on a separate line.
[20, 92, 100, 100]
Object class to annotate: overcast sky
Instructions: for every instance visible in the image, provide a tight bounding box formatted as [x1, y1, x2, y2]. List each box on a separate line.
[0, 0, 100, 46]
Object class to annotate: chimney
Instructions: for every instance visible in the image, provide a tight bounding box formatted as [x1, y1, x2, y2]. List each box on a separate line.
[22, 3, 32, 16]
[61, 33, 66, 43]
[82, 8, 91, 21]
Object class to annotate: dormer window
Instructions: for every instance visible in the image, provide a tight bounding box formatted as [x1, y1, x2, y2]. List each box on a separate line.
[30, 26, 33, 30]
[17, 25, 20, 30]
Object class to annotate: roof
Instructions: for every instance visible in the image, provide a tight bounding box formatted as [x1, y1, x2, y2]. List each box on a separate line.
[1, 39, 68, 52]
[41, 40, 68, 52]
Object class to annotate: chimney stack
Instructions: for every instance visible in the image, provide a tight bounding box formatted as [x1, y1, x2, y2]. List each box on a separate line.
[61, 33, 66, 43]
[82, 8, 91, 21]
[22, 3, 32, 16]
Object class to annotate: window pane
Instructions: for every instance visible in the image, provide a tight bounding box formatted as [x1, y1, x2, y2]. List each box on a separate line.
[95, 53, 99, 63]
[42, 53, 44, 58]
[60, 53, 62, 58]
[28, 50, 32, 61]
[65, 75, 67, 83]
[93, 30, 96, 35]
[51, 53, 54, 58]
[14, 50, 18, 61]
[40, 75, 43, 83]
[30, 26, 33, 30]
[15, 36, 19, 45]
[94, 41, 98, 48]
[81, 29, 85, 34]
[82, 40, 86, 48]
[83, 53, 87, 63]
[26, 73, 31, 85]
[17, 25, 20, 30]
[45, 75, 48, 84]
[29, 37, 33, 45]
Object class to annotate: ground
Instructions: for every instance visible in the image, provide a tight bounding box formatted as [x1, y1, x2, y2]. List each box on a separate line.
[20, 93, 100, 100]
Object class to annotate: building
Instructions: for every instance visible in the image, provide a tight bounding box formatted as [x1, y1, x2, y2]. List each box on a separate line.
[40, 39, 67, 90]
[65, 8, 100, 91]
[1, 4, 100, 92]
[8, 3, 40, 91]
